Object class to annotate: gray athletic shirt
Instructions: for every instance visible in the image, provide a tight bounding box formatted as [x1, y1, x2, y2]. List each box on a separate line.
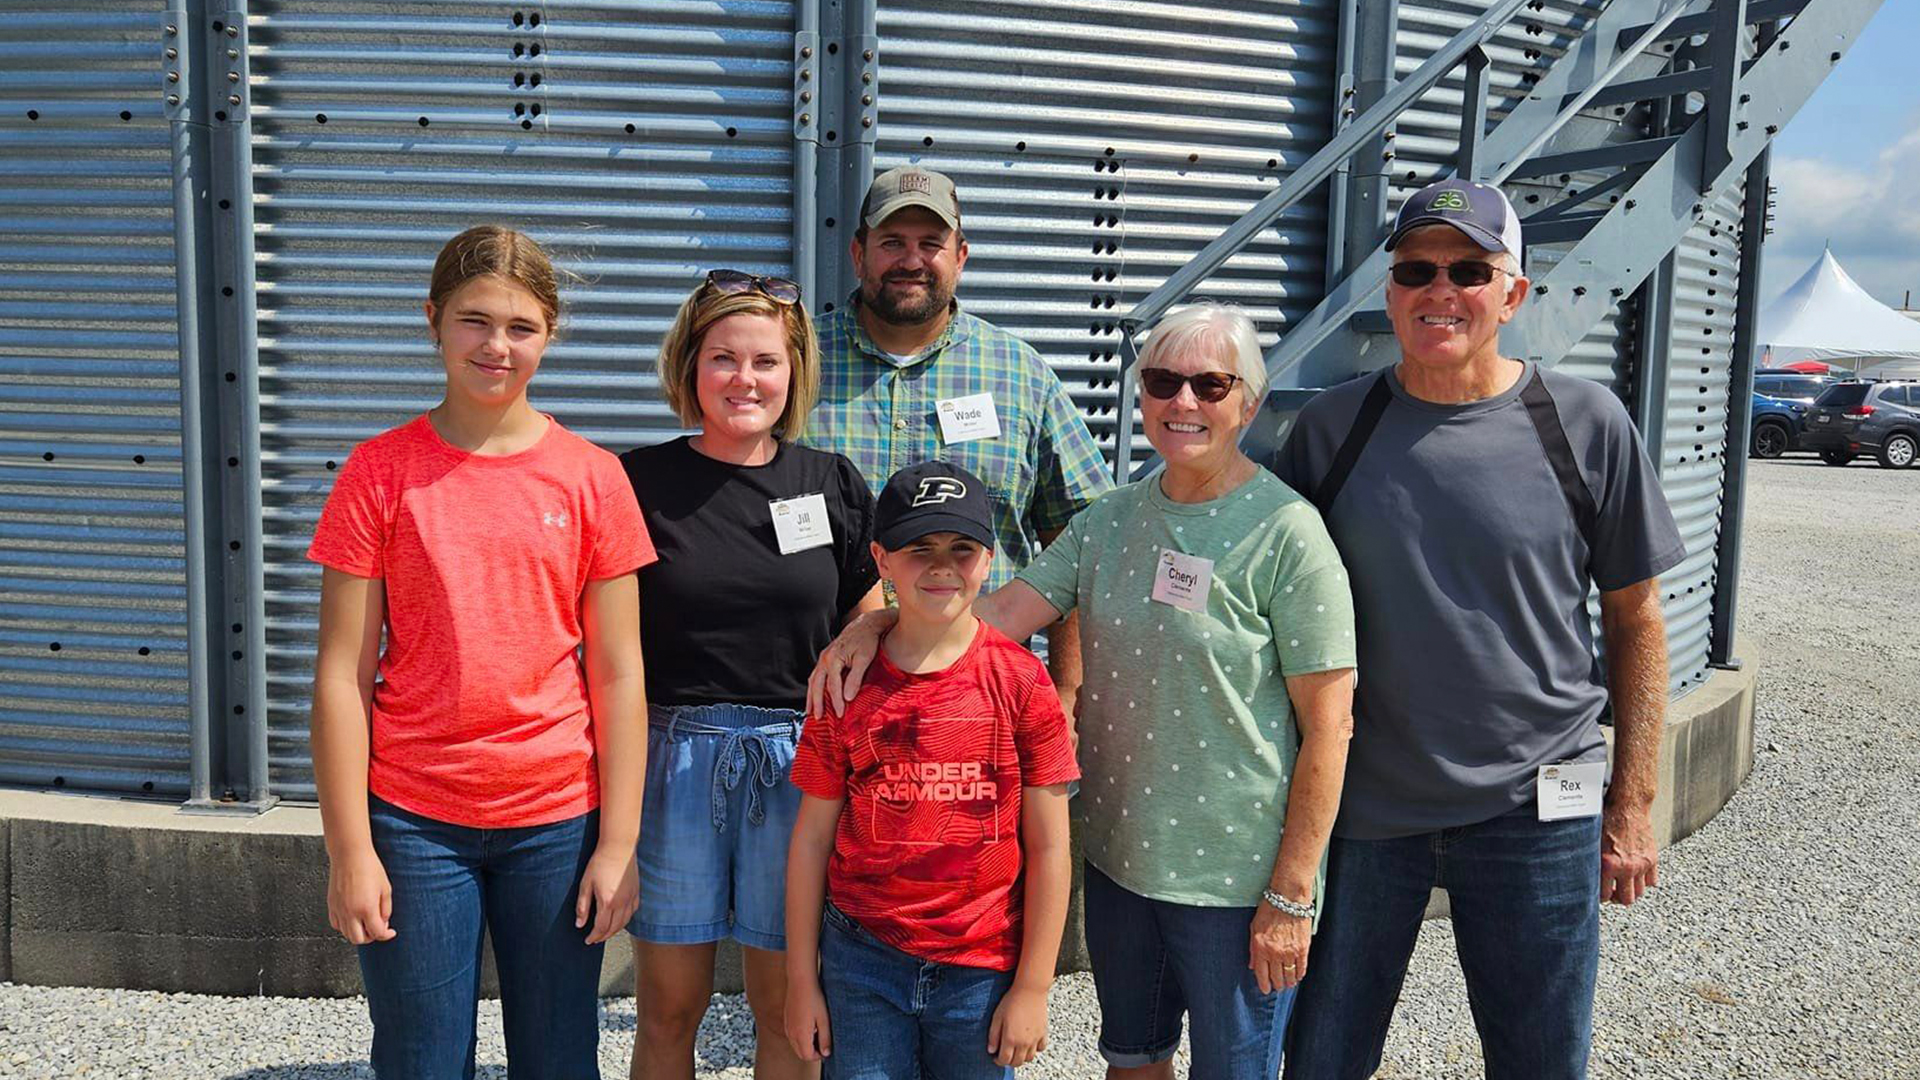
[1270, 361, 1685, 840]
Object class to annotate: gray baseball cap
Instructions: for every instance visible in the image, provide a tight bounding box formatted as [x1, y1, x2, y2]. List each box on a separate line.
[860, 166, 962, 231]
[1384, 178, 1523, 256]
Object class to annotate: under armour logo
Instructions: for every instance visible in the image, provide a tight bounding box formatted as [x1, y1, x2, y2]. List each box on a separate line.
[542, 512, 570, 528]
[911, 477, 967, 506]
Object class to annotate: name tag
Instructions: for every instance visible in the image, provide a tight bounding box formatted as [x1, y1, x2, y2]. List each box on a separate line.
[1536, 760, 1605, 821]
[770, 493, 833, 555]
[1150, 548, 1213, 613]
[936, 393, 1001, 445]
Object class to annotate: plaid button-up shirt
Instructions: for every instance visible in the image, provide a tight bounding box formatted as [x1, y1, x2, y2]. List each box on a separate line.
[803, 299, 1112, 590]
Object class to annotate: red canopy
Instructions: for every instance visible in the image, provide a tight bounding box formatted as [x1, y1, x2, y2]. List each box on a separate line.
[1779, 360, 1837, 374]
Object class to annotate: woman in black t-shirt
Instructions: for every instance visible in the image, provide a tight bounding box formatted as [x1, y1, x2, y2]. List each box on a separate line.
[620, 270, 881, 1080]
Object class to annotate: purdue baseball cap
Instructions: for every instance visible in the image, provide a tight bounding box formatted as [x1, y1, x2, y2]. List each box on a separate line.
[874, 461, 994, 550]
[860, 166, 962, 231]
[1384, 178, 1523, 256]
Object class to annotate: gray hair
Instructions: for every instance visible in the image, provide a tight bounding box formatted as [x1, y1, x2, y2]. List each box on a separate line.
[1135, 302, 1268, 409]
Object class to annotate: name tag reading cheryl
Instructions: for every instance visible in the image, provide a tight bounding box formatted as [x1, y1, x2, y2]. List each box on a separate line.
[769, 493, 833, 554]
[936, 393, 1001, 445]
[1150, 548, 1213, 613]
[1536, 760, 1605, 821]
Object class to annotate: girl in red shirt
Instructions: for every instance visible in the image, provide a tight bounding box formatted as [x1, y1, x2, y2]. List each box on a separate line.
[308, 226, 654, 1079]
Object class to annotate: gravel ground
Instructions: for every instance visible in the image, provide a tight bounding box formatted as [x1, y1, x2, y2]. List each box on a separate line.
[3, 457, 1917, 1078]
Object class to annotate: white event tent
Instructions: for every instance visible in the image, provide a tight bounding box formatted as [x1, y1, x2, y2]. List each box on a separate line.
[1757, 247, 1920, 378]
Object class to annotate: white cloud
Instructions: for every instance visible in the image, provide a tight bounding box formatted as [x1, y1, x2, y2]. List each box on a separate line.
[1761, 122, 1920, 309]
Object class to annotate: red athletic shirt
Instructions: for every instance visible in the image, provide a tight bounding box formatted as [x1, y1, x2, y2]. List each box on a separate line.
[306, 415, 654, 828]
[790, 620, 1079, 971]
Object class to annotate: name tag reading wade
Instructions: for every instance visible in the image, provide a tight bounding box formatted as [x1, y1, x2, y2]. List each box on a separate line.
[769, 493, 833, 555]
[936, 393, 1001, 445]
[1536, 760, 1605, 821]
[1150, 548, 1213, 613]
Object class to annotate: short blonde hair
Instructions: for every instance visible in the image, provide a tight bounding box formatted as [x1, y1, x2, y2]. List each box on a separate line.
[1136, 302, 1269, 409]
[657, 280, 820, 442]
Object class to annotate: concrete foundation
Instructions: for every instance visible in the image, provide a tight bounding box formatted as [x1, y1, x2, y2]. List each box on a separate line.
[0, 666, 1750, 996]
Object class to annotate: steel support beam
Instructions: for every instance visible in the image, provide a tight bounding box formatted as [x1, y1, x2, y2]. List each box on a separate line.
[1709, 149, 1773, 669]
[1456, 46, 1491, 181]
[1632, 254, 1677, 457]
[169, 1, 273, 813]
[165, 5, 217, 809]
[1338, 0, 1400, 278]
[1701, 0, 1749, 183]
[806, 0, 878, 312]
[1618, 0, 1804, 46]
[1507, 135, 1680, 180]
[1321, 0, 1362, 290]
[792, 0, 821, 303]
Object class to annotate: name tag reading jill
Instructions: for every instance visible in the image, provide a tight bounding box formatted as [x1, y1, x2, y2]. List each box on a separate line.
[936, 393, 1001, 445]
[1536, 760, 1605, 821]
[1150, 548, 1213, 613]
[770, 493, 833, 555]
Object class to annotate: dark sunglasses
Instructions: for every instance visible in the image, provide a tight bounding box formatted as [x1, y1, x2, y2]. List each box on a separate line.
[1388, 260, 1506, 289]
[1139, 368, 1242, 403]
[703, 268, 802, 305]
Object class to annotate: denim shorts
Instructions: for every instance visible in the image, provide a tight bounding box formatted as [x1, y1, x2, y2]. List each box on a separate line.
[819, 901, 1015, 1080]
[1084, 861, 1295, 1079]
[628, 702, 804, 951]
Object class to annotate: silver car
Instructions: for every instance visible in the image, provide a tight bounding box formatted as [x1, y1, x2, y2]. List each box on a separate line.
[1800, 382, 1920, 469]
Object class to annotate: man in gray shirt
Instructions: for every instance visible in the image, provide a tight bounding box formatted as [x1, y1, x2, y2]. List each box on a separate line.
[1274, 179, 1685, 1079]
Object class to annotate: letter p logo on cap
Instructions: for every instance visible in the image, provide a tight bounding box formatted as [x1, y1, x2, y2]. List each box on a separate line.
[912, 476, 968, 506]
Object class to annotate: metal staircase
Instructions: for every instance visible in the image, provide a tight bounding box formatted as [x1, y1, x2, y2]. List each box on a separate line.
[1111, 0, 1886, 477]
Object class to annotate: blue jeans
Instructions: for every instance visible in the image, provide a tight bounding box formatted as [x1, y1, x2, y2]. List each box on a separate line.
[359, 796, 605, 1080]
[1083, 862, 1296, 1079]
[630, 702, 803, 950]
[1285, 805, 1602, 1080]
[818, 901, 1015, 1080]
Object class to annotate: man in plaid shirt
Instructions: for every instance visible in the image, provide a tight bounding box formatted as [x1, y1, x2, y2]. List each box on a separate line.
[802, 165, 1111, 715]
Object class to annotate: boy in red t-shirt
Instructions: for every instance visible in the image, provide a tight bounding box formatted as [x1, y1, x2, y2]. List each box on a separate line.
[784, 461, 1079, 1078]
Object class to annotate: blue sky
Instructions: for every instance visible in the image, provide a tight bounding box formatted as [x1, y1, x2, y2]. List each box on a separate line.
[1761, 1, 1920, 309]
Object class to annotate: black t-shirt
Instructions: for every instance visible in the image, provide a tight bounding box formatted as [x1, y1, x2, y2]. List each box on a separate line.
[620, 436, 879, 709]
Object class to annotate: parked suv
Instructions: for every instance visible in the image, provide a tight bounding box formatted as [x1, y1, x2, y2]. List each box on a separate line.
[1750, 371, 1840, 459]
[1800, 382, 1920, 468]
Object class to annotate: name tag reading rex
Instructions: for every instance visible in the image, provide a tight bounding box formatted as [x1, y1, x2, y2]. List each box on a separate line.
[1536, 760, 1605, 821]
[1150, 548, 1213, 613]
[769, 493, 832, 555]
[936, 393, 1001, 444]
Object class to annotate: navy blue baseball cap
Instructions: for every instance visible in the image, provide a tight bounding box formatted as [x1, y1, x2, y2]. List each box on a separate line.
[874, 461, 995, 550]
[1384, 178, 1523, 256]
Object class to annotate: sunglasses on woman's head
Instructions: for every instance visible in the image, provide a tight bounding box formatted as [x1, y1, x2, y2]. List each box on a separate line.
[704, 268, 802, 305]
[1138, 368, 1242, 403]
[1388, 260, 1506, 289]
